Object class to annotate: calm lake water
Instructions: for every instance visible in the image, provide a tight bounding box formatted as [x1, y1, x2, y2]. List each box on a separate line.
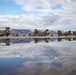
[0, 38, 76, 75]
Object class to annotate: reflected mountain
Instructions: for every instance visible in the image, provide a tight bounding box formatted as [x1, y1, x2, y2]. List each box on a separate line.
[10, 38, 33, 43]
[0, 38, 76, 46]
[50, 38, 57, 41]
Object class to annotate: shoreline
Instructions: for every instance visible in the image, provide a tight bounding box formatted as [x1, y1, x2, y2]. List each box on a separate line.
[0, 36, 76, 39]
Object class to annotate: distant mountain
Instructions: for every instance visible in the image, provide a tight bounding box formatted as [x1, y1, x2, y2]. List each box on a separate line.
[10, 29, 33, 36]
[50, 31, 57, 35]
[10, 29, 57, 36]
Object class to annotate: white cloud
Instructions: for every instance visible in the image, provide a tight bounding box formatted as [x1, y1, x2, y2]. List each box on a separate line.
[0, 0, 76, 30]
[0, 14, 76, 30]
[12, 0, 59, 15]
[0, 15, 43, 29]
[12, 0, 76, 15]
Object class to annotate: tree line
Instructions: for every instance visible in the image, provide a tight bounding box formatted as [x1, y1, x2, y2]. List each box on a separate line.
[0, 27, 76, 37]
[58, 30, 76, 36]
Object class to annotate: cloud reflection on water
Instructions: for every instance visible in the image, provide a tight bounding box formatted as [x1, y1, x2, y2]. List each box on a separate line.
[0, 41, 76, 59]
[0, 41, 76, 75]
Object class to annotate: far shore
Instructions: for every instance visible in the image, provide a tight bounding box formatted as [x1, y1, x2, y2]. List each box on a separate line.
[0, 36, 76, 39]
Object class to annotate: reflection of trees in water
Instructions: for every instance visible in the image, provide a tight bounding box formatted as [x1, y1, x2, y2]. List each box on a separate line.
[0, 39, 10, 46]
[0, 38, 76, 46]
[58, 38, 71, 42]
[58, 38, 76, 42]
[34, 38, 50, 43]
[58, 38, 62, 42]
[34, 38, 76, 42]
[73, 38, 76, 41]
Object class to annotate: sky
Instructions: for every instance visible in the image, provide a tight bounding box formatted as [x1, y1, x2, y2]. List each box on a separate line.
[0, 0, 76, 30]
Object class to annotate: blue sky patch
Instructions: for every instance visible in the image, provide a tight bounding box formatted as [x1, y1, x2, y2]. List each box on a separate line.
[51, 4, 62, 10]
[0, 0, 26, 15]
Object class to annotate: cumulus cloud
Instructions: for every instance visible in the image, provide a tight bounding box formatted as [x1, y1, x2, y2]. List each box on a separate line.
[0, 15, 43, 29]
[12, 0, 76, 15]
[0, 14, 76, 30]
[12, 0, 60, 15]
[0, 0, 76, 30]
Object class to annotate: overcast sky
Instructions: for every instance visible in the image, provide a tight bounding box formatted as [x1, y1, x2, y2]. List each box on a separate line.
[0, 0, 76, 30]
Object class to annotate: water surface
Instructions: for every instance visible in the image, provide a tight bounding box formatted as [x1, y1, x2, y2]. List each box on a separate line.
[0, 38, 76, 75]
